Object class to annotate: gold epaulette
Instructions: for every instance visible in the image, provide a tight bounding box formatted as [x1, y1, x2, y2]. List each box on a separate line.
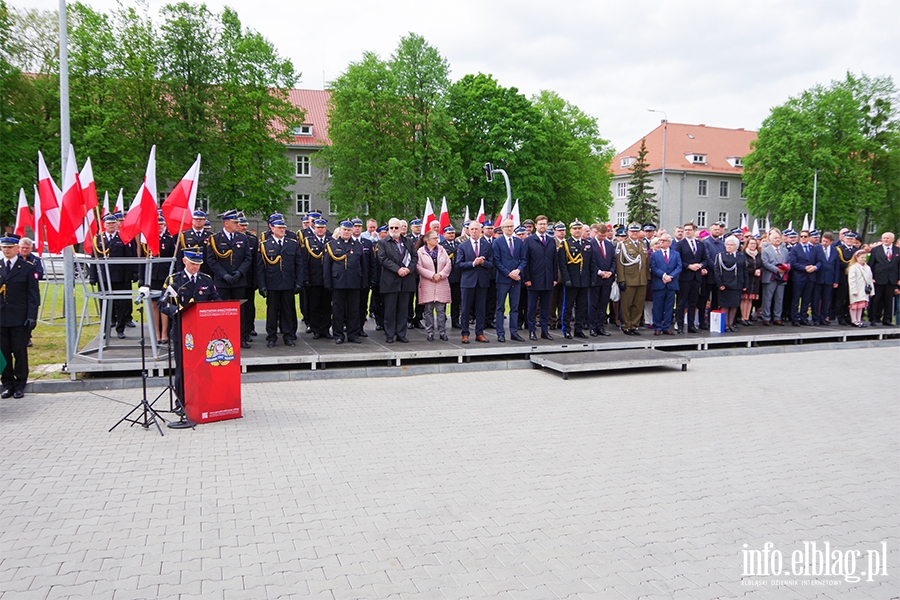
[260, 241, 283, 268]
[325, 240, 348, 262]
[92, 234, 110, 256]
[564, 240, 583, 265]
[304, 236, 323, 260]
[209, 234, 233, 260]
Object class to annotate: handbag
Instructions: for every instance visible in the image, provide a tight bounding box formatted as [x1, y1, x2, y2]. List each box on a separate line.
[865, 283, 872, 294]
[618, 281, 627, 291]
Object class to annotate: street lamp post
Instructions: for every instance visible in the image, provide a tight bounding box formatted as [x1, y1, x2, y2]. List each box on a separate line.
[812, 168, 819, 230]
[648, 109, 667, 228]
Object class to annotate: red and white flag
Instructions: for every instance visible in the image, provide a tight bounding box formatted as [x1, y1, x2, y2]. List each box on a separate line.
[475, 198, 485, 224]
[14, 188, 33, 237]
[494, 195, 511, 227]
[119, 146, 159, 255]
[423, 197, 436, 231]
[58, 144, 86, 247]
[114, 188, 124, 214]
[463, 205, 470, 226]
[740, 213, 748, 233]
[510, 198, 521, 227]
[80, 157, 99, 239]
[162, 154, 201, 234]
[101, 191, 110, 217]
[36, 151, 62, 254]
[438, 196, 450, 231]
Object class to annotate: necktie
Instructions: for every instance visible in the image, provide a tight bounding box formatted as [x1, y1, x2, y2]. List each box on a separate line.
[887, 246, 892, 260]
[474, 241, 479, 258]
[508, 237, 514, 256]
[600, 241, 606, 259]
[804, 244, 809, 256]
[690, 240, 696, 254]
[664, 250, 668, 263]
[541, 235, 546, 246]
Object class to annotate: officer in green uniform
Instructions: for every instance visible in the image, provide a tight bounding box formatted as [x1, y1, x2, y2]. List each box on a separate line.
[617, 222, 651, 335]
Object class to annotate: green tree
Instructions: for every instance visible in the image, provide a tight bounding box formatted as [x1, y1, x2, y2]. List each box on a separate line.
[446, 73, 548, 221]
[744, 72, 899, 239]
[532, 90, 614, 224]
[625, 138, 658, 225]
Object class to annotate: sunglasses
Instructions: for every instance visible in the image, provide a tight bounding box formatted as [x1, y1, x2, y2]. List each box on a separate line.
[800, 235, 809, 238]
[389, 226, 400, 230]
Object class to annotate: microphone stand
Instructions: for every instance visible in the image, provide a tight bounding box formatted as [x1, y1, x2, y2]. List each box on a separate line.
[151, 294, 196, 429]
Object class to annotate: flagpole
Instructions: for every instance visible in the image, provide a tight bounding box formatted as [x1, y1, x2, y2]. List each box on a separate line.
[60, 0, 77, 369]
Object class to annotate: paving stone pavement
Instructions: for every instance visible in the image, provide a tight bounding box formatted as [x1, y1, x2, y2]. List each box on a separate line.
[1, 347, 898, 600]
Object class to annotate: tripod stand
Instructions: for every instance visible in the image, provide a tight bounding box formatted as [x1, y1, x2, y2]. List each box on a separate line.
[109, 300, 166, 436]
[150, 318, 195, 430]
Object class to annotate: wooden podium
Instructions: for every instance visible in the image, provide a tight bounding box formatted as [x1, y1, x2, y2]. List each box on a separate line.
[178, 300, 243, 423]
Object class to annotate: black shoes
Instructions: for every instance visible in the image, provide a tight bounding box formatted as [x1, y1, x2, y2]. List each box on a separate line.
[240, 340, 251, 348]
[13, 390, 24, 399]
[0, 389, 11, 399]
[117, 331, 126, 339]
[529, 332, 538, 341]
[497, 335, 506, 343]
[510, 333, 525, 342]
[574, 332, 588, 339]
[396, 336, 409, 343]
[267, 340, 277, 348]
[541, 332, 554, 340]
[284, 339, 296, 347]
[564, 332, 573, 339]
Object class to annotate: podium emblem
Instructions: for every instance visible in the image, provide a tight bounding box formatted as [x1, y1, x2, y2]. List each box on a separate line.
[184, 333, 194, 351]
[205, 326, 236, 366]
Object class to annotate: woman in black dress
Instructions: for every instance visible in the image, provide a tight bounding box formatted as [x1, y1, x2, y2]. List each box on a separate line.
[714, 236, 747, 332]
[740, 237, 763, 325]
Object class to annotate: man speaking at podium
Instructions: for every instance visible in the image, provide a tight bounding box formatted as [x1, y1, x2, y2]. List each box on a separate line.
[159, 247, 221, 407]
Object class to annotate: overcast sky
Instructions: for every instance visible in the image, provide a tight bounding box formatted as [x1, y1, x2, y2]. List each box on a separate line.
[21, 0, 900, 152]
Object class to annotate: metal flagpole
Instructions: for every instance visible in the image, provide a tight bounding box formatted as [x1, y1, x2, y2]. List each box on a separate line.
[60, 0, 77, 370]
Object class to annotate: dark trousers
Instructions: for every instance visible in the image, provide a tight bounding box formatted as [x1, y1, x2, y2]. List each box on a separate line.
[383, 291, 411, 340]
[812, 283, 832, 324]
[562, 286, 589, 334]
[495, 281, 522, 336]
[527, 288, 553, 334]
[676, 279, 702, 330]
[589, 283, 612, 330]
[700, 281, 719, 325]
[518, 286, 529, 329]
[304, 285, 332, 335]
[298, 287, 309, 324]
[265, 290, 297, 341]
[408, 278, 424, 324]
[549, 283, 563, 327]
[358, 288, 370, 329]
[217, 286, 249, 337]
[243, 286, 256, 335]
[372, 288, 384, 328]
[108, 281, 132, 333]
[461, 285, 488, 336]
[485, 280, 496, 326]
[870, 283, 897, 323]
[449, 282, 461, 325]
[781, 279, 794, 322]
[791, 279, 814, 322]
[652, 288, 677, 331]
[833, 275, 850, 322]
[0, 326, 29, 392]
[332, 288, 361, 341]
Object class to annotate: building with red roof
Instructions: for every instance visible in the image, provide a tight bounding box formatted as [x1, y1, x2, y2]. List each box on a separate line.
[281, 89, 332, 230]
[610, 122, 757, 232]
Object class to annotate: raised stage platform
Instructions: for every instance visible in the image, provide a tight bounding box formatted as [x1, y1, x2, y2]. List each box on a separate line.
[64, 319, 900, 381]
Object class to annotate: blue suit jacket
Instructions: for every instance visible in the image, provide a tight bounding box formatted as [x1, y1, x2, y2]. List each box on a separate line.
[456, 237, 494, 288]
[522, 233, 558, 291]
[650, 249, 683, 291]
[674, 238, 706, 282]
[493, 235, 527, 285]
[814, 244, 840, 285]
[789, 243, 823, 285]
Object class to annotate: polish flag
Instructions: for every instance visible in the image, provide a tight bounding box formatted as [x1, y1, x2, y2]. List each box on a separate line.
[119, 146, 159, 255]
[475, 198, 485, 224]
[510, 198, 521, 227]
[162, 154, 201, 234]
[438, 196, 450, 231]
[740, 213, 748, 233]
[751, 219, 760, 238]
[14, 188, 33, 237]
[423, 197, 436, 230]
[463, 205, 470, 226]
[36, 151, 63, 254]
[801, 214, 810, 232]
[101, 191, 110, 217]
[114, 188, 124, 214]
[81, 157, 99, 239]
[58, 144, 86, 247]
[494, 195, 511, 227]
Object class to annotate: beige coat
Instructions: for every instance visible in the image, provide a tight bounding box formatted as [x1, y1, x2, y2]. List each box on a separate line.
[848, 262, 874, 304]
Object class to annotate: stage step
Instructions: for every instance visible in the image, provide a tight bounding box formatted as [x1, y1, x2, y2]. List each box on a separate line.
[530, 348, 690, 380]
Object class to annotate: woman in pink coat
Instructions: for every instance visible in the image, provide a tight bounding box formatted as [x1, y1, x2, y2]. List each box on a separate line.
[416, 230, 453, 340]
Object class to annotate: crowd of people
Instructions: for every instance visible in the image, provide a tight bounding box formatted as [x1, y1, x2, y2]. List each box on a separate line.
[2, 210, 899, 399]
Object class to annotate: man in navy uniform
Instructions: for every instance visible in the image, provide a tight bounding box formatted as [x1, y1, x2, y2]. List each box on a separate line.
[300, 217, 333, 339]
[523, 215, 558, 341]
[176, 210, 211, 275]
[456, 220, 494, 343]
[237, 213, 260, 339]
[90, 213, 137, 339]
[256, 218, 302, 347]
[440, 226, 462, 329]
[557, 220, 596, 339]
[1, 236, 40, 399]
[204, 209, 253, 347]
[351, 217, 377, 337]
[325, 221, 368, 344]
[492, 219, 526, 342]
[588, 223, 616, 336]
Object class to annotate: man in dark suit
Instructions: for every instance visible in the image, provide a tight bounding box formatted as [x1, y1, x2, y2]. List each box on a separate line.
[300, 218, 333, 339]
[522, 215, 557, 341]
[673, 222, 706, 333]
[90, 213, 137, 339]
[237, 214, 260, 339]
[811, 231, 840, 325]
[456, 220, 494, 343]
[557, 220, 596, 339]
[176, 210, 212, 276]
[868, 231, 899, 326]
[440, 226, 462, 329]
[588, 223, 615, 336]
[492, 219, 527, 342]
[377, 218, 418, 343]
[788, 229, 823, 325]
[325, 220, 368, 344]
[351, 218, 377, 337]
[204, 210, 254, 347]
[650, 233, 682, 335]
[1, 236, 40, 399]
[256, 218, 302, 347]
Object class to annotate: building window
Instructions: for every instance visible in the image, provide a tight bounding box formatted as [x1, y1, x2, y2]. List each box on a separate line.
[616, 212, 626, 226]
[329, 204, 338, 216]
[719, 181, 729, 198]
[295, 194, 310, 215]
[718, 212, 728, 227]
[292, 125, 313, 136]
[616, 182, 627, 198]
[740, 182, 747, 199]
[620, 157, 634, 168]
[696, 211, 707, 228]
[295, 155, 310, 177]
[698, 179, 708, 197]
[726, 156, 744, 168]
[867, 221, 877, 234]
[688, 154, 706, 164]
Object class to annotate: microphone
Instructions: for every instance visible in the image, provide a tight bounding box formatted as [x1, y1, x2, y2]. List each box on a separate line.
[134, 286, 151, 305]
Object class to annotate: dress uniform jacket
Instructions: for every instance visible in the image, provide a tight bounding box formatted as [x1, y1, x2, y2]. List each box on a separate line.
[0, 256, 40, 326]
[255, 237, 303, 291]
[145, 231, 177, 287]
[301, 234, 329, 287]
[89, 232, 137, 285]
[204, 230, 253, 289]
[159, 271, 222, 315]
[176, 229, 211, 273]
[558, 237, 597, 288]
[324, 238, 368, 290]
[357, 237, 378, 288]
[259, 229, 298, 243]
[616, 238, 650, 285]
[441, 239, 462, 284]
